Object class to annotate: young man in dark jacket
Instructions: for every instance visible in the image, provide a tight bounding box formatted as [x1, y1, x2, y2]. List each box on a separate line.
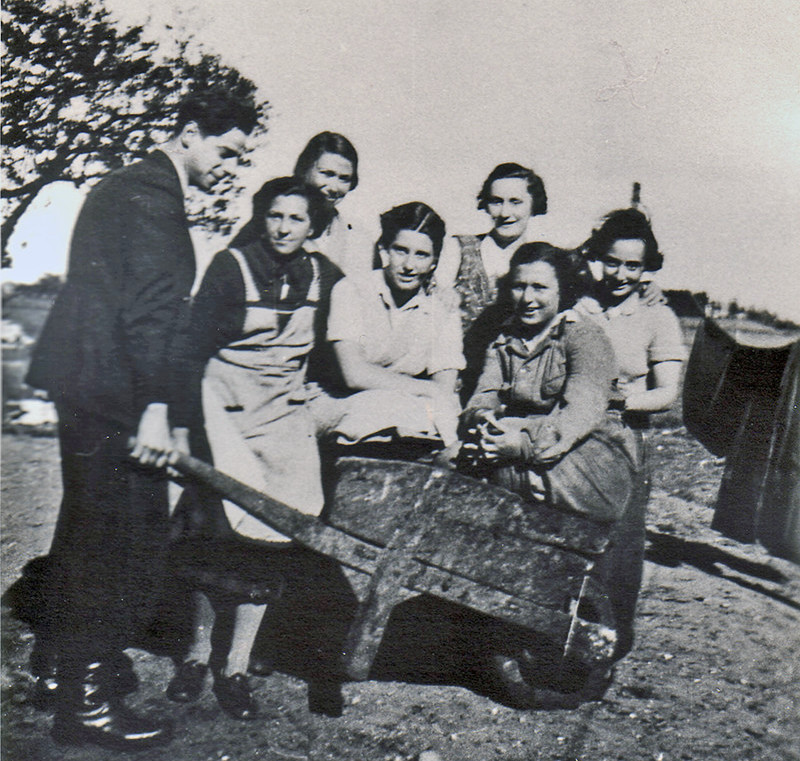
[25, 88, 258, 750]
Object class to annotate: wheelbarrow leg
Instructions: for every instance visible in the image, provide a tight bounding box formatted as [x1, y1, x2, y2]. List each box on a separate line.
[341, 468, 448, 681]
[342, 574, 415, 680]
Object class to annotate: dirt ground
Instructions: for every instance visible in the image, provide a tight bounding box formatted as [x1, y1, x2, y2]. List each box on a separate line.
[2, 428, 799, 761]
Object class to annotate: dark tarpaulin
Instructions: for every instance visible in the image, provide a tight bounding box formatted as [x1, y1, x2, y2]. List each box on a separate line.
[683, 318, 800, 563]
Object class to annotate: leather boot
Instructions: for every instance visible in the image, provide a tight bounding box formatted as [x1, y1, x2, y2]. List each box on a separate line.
[29, 639, 59, 711]
[52, 661, 172, 750]
[30, 645, 138, 710]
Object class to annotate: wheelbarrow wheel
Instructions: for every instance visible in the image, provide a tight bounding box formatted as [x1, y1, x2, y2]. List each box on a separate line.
[486, 644, 614, 710]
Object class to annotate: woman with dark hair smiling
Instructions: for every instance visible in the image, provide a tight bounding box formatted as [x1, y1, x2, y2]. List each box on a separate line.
[570, 207, 685, 660]
[434, 162, 549, 330]
[461, 242, 639, 519]
[576, 208, 685, 419]
[293, 131, 373, 277]
[459, 241, 647, 702]
[167, 176, 341, 720]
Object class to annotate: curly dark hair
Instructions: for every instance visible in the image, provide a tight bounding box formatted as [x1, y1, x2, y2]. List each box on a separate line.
[175, 87, 259, 136]
[585, 208, 663, 272]
[476, 162, 547, 217]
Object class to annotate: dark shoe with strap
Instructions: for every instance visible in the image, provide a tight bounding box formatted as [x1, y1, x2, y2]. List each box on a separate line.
[212, 671, 259, 720]
[52, 661, 172, 751]
[166, 660, 208, 703]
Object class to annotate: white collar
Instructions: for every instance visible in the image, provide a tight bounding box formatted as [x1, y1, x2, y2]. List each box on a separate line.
[374, 269, 428, 312]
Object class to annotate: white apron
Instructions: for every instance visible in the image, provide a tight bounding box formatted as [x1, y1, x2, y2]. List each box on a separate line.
[201, 248, 324, 542]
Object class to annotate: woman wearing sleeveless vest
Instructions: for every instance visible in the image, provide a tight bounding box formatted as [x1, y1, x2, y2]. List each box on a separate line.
[168, 177, 341, 719]
[433, 163, 563, 404]
[434, 162, 549, 332]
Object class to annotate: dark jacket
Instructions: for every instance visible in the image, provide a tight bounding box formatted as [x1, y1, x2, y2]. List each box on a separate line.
[27, 150, 195, 427]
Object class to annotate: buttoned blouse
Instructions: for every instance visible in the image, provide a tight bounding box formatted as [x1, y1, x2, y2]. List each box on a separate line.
[327, 269, 465, 379]
[465, 312, 615, 448]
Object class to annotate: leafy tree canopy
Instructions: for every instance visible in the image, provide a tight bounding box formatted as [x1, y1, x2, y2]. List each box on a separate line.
[1, 0, 269, 266]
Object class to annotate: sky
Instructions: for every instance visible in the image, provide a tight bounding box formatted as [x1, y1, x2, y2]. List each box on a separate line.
[5, 0, 800, 320]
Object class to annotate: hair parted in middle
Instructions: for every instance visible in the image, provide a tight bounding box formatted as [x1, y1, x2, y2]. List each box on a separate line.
[231, 176, 330, 248]
[477, 162, 548, 217]
[377, 201, 447, 260]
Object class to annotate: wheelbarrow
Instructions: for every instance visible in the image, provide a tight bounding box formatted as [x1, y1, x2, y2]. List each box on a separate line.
[171, 452, 628, 707]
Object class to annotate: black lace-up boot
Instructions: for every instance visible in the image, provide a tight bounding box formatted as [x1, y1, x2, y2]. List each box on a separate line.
[52, 660, 172, 750]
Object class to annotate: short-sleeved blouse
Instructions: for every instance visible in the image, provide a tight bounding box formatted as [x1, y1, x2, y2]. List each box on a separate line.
[574, 292, 686, 398]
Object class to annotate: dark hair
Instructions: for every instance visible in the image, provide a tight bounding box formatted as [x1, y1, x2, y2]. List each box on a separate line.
[377, 202, 446, 260]
[506, 242, 583, 311]
[477, 162, 547, 216]
[585, 208, 663, 272]
[175, 87, 259, 137]
[232, 177, 330, 247]
[293, 132, 359, 190]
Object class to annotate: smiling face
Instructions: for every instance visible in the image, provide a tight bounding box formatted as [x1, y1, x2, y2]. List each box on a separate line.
[601, 238, 646, 301]
[380, 229, 436, 298]
[264, 194, 314, 256]
[183, 124, 248, 191]
[485, 177, 534, 242]
[303, 152, 354, 205]
[510, 261, 561, 333]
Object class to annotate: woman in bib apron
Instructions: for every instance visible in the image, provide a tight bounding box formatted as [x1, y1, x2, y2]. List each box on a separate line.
[168, 177, 341, 719]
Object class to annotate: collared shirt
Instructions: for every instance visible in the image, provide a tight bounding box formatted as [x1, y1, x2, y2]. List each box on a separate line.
[327, 269, 465, 378]
[574, 292, 686, 397]
[464, 311, 615, 448]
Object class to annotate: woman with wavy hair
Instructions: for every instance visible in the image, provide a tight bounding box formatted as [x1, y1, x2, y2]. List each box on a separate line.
[313, 201, 464, 450]
[434, 162, 549, 331]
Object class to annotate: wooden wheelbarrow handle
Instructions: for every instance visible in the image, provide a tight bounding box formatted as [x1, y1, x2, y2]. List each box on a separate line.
[170, 451, 383, 574]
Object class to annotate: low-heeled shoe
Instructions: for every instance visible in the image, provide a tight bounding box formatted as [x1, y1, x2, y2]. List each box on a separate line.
[166, 660, 208, 703]
[213, 672, 259, 720]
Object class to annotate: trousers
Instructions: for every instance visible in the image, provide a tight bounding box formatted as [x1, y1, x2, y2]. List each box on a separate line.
[43, 403, 170, 665]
